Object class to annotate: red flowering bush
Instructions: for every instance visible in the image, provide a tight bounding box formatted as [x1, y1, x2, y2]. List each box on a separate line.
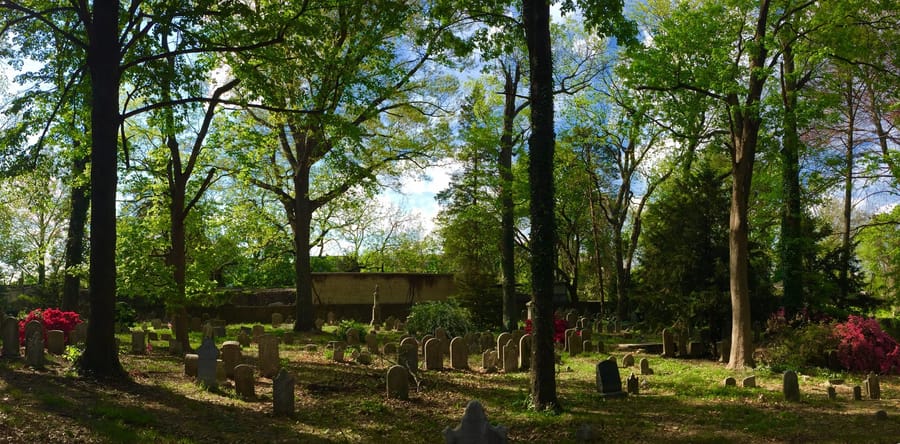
[832, 315, 900, 374]
[524, 316, 570, 343]
[18, 308, 83, 346]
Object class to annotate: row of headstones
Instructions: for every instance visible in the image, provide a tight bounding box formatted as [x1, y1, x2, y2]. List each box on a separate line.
[321, 312, 406, 332]
[660, 328, 719, 359]
[781, 371, 882, 402]
[0, 317, 90, 367]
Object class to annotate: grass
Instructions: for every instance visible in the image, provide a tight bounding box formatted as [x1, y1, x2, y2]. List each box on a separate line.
[0, 324, 898, 443]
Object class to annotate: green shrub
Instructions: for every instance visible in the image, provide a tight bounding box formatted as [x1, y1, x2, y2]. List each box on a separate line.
[405, 300, 474, 338]
[759, 322, 838, 373]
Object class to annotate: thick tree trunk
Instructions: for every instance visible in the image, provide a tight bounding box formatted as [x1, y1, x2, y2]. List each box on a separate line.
[523, 0, 560, 412]
[840, 81, 855, 301]
[170, 167, 192, 352]
[62, 151, 89, 312]
[293, 170, 315, 332]
[726, 0, 770, 370]
[500, 64, 519, 332]
[614, 230, 626, 331]
[77, 0, 125, 378]
[779, 41, 804, 314]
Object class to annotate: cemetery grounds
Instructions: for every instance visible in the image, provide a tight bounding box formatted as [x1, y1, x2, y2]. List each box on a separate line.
[0, 325, 898, 443]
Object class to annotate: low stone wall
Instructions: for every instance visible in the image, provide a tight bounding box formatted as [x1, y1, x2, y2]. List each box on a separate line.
[215, 303, 413, 324]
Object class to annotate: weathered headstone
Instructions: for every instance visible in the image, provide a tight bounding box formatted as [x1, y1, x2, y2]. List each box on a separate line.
[482, 350, 498, 372]
[518, 334, 532, 371]
[827, 385, 837, 400]
[314, 318, 325, 331]
[72, 322, 88, 345]
[147, 331, 158, 341]
[386, 365, 409, 400]
[661, 329, 675, 358]
[383, 342, 398, 356]
[425, 338, 443, 370]
[236, 331, 250, 348]
[717, 339, 731, 363]
[220, 341, 242, 379]
[273, 368, 295, 417]
[271, 312, 284, 328]
[303, 344, 318, 353]
[442, 400, 507, 444]
[46, 330, 65, 355]
[24, 320, 43, 347]
[581, 327, 592, 343]
[258, 335, 280, 378]
[742, 376, 756, 388]
[399, 337, 418, 371]
[251, 324, 265, 343]
[565, 312, 577, 328]
[568, 333, 582, 357]
[202, 323, 216, 340]
[723, 377, 736, 387]
[234, 364, 255, 398]
[151, 318, 163, 329]
[1, 316, 19, 358]
[496, 333, 511, 355]
[420, 334, 435, 355]
[450, 337, 468, 370]
[480, 332, 494, 353]
[366, 332, 379, 354]
[564, 328, 577, 352]
[852, 385, 863, 401]
[783, 370, 800, 402]
[687, 341, 704, 358]
[131, 330, 146, 354]
[196, 338, 219, 388]
[639, 358, 653, 375]
[595, 341, 605, 354]
[347, 328, 360, 346]
[184, 353, 199, 377]
[169, 339, 183, 356]
[676, 333, 688, 358]
[160, 333, 171, 342]
[622, 353, 635, 367]
[357, 351, 372, 365]
[865, 373, 881, 400]
[596, 360, 626, 398]
[25, 329, 44, 367]
[502, 344, 518, 373]
[626, 373, 639, 395]
[282, 332, 295, 345]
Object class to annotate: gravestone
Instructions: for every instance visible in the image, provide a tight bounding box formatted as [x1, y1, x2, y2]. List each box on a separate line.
[24, 320, 43, 348]
[347, 328, 360, 346]
[314, 318, 325, 331]
[2, 316, 19, 358]
[687, 341, 704, 358]
[234, 364, 255, 398]
[169, 339, 183, 356]
[160, 333, 171, 342]
[332, 342, 345, 362]
[190, 317, 203, 332]
[482, 350, 498, 372]
[852, 385, 863, 401]
[271, 312, 283, 328]
[237, 331, 251, 348]
[622, 353, 635, 367]
[595, 320, 604, 334]
[442, 400, 507, 444]
[425, 338, 443, 371]
[197, 338, 219, 388]
[151, 318, 163, 329]
[661, 329, 675, 358]
[742, 376, 756, 388]
[723, 377, 736, 387]
[273, 368, 295, 417]
[385, 316, 397, 331]
[220, 341, 242, 379]
[480, 332, 494, 353]
[184, 354, 199, 377]
[865, 373, 880, 400]
[251, 325, 265, 343]
[503, 344, 518, 373]
[282, 332, 295, 345]
[386, 365, 409, 400]
[827, 385, 837, 400]
[131, 330, 146, 354]
[626, 373, 639, 395]
[357, 351, 372, 365]
[639, 358, 653, 375]
[399, 337, 418, 371]
[383, 342, 398, 356]
[47, 330, 65, 355]
[147, 331, 158, 341]
[450, 337, 468, 370]
[366, 332, 379, 354]
[596, 360, 627, 398]
[564, 329, 577, 352]
[304, 344, 318, 353]
[568, 335, 582, 357]
[496, 333, 511, 355]
[202, 323, 215, 340]
[327, 312, 335, 325]
[518, 334, 532, 371]
[676, 333, 688, 358]
[595, 341, 605, 353]
[258, 335, 280, 378]
[581, 327, 592, 343]
[421, 334, 435, 355]
[211, 320, 226, 338]
[565, 312, 577, 328]
[72, 322, 88, 345]
[717, 339, 731, 363]
[435, 327, 450, 358]
[783, 370, 800, 402]
[25, 330, 44, 367]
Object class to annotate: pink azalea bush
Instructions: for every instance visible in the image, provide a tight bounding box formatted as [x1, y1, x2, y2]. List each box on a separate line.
[832, 315, 900, 374]
[18, 308, 83, 346]
[524, 316, 570, 343]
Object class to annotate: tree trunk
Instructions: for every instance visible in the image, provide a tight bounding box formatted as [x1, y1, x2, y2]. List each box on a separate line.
[726, 0, 771, 370]
[523, 0, 560, 412]
[169, 156, 192, 352]
[77, 0, 125, 378]
[779, 41, 804, 314]
[500, 63, 519, 332]
[62, 151, 89, 312]
[840, 78, 856, 302]
[614, 229, 626, 331]
[293, 168, 315, 332]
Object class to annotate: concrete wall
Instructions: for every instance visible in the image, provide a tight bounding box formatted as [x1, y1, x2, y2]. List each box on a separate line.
[311, 272, 455, 305]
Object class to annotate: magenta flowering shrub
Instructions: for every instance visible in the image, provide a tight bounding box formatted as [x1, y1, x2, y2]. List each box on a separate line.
[18, 308, 83, 346]
[524, 316, 570, 343]
[832, 315, 900, 374]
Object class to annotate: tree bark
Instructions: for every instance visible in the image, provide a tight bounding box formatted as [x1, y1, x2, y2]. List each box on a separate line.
[77, 0, 125, 378]
[293, 165, 315, 332]
[523, 0, 560, 412]
[779, 40, 804, 314]
[840, 78, 857, 302]
[500, 63, 519, 332]
[62, 150, 89, 312]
